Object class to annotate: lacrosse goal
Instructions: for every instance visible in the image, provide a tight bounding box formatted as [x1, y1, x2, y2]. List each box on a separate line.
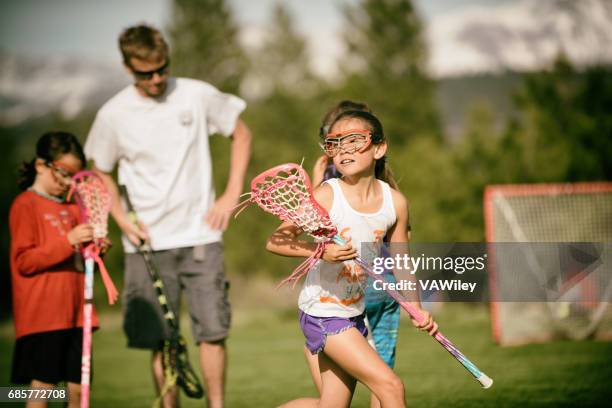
[484, 182, 612, 345]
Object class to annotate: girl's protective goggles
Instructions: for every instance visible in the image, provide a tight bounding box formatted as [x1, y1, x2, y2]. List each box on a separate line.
[46, 161, 77, 185]
[320, 129, 372, 157]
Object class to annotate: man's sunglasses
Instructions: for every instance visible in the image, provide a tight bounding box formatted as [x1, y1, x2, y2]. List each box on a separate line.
[131, 60, 170, 81]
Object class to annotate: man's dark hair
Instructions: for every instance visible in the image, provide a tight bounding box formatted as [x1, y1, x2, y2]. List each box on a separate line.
[119, 24, 169, 66]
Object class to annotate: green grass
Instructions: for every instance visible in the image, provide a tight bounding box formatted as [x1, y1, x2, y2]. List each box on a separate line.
[2, 286, 612, 407]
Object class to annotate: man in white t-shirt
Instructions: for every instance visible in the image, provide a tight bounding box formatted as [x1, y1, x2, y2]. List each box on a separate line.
[85, 24, 251, 408]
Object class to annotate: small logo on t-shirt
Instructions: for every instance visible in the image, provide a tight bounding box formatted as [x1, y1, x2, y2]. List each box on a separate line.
[179, 110, 193, 126]
[44, 213, 67, 236]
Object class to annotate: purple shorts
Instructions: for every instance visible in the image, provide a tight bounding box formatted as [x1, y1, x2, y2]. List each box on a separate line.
[299, 310, 368, 354]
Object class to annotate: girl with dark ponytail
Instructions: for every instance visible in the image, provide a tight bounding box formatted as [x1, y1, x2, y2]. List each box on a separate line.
[313, 103, 399, 189]
[10, 131, 100, 406]
[307, 103, 406, 407]
[269, 104, 436, 407]
[308, 105, 403, 408]
[17, 131, 86, 191]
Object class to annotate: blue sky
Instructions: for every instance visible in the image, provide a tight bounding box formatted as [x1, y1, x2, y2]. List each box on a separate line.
[0, 0, 511, 64]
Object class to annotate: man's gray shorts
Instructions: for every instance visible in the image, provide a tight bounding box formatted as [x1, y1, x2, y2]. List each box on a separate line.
[123, 242, 231, 349]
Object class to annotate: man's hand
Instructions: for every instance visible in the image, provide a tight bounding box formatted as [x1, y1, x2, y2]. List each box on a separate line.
[121, 219, 149, 247]
[204, 192, 239, 231]
[322, 238, 358, 262]
[206, 118, 251, 231]
[68, 224, 94, 246]
[91, 165, 149, 247]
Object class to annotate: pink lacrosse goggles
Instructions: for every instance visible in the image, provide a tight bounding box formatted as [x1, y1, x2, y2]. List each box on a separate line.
[46, 160, 78, 186]
[320, 129, 372, 157]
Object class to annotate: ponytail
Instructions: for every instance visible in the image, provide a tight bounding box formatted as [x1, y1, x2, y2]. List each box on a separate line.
[17, 131, 85, 190]
[17, 159, 37, 191]
[375, 156, 399, 190]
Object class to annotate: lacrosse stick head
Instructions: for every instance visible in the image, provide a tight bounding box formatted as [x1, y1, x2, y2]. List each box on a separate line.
[249, 163, 337, 239]
[163, 337, 205, 398]
[69, 171, 111, 247]
[68, 170, 119, 305]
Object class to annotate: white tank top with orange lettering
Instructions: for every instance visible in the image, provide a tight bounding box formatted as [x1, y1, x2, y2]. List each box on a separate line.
[298, 178, 397, 318]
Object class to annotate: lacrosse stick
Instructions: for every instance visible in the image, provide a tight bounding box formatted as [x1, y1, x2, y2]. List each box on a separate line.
[119, 185, 204, 402]
[68, 171, 118, 408]
[236, 163, 493, 389]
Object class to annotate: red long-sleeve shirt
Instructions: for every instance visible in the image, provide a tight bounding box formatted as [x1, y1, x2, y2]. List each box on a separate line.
[9, 191, 99, 339]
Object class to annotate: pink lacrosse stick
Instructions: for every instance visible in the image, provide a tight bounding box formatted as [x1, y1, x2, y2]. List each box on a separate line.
[68, 171, 118, 408]
[236, 163, 493, 389]
[235, 163, 337, 287]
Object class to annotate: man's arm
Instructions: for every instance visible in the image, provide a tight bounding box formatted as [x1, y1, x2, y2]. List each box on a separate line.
[91, 163, 148, 245]
[205, 118, 252, 231]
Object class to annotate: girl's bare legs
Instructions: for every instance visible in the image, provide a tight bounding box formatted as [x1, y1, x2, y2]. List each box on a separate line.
[305, 331, 383, 408]
[27, 380, 53, 408]
[276, 348, 322, 408]
[317, 351, 357, 407]
[26, 381, 82, 408]
[67, 382, 81, 408]
[364, 318, 382, 408]
[323, 328, 405, 408]
[304, 346, 322, 394]
[279, 350, 355, 408]
[282, 328, 405, 408]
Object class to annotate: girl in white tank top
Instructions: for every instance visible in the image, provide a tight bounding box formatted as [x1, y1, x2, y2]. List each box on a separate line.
[297, 177, 396, 317]
[266, 110, 437, 407]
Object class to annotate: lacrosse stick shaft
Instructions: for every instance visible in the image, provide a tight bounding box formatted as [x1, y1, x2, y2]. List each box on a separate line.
[80, 257, 94, 408]
[140, 251, 179, 330]
[332, 235, 493, 389]
[119, 185, 204, 399]
[118, 185, 179, 329]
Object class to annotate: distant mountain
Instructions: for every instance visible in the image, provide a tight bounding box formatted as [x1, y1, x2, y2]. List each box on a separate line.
[426, 0, 612, 77]
[0, 54, 128, 125]
[2, 0, 611, 126]
[436, 72, 524, 138]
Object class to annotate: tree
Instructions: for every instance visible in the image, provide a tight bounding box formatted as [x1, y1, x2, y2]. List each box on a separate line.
[442, 104, 506, 241]
[204, 3, 326, 277]
[431, 56, 612, 242]
[507, 56, 612, 182]
[168, 0, 247, 94]
[237, 2, 324, 171]
[242, 2, 319, 99]
[340, 0, 441, 143]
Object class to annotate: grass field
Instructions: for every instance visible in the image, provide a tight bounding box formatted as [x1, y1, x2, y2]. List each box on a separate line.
[1, 280, 612, 407]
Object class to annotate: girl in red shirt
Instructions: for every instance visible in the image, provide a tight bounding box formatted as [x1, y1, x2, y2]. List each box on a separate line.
[10, 131, 100, 407]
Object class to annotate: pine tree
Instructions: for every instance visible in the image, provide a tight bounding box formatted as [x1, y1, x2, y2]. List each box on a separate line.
[168, 0, 247, 94]
[507, 56, 612, 181]
[240, 3, 322, 160]
[243, 3, 318, 99]
[340, 0, 441, 143]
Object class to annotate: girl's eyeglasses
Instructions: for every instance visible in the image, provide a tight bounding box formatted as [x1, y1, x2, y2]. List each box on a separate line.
[46, 161, 76, 184]
[320, 129, 372, 157]
[132, 60, 170, 81]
